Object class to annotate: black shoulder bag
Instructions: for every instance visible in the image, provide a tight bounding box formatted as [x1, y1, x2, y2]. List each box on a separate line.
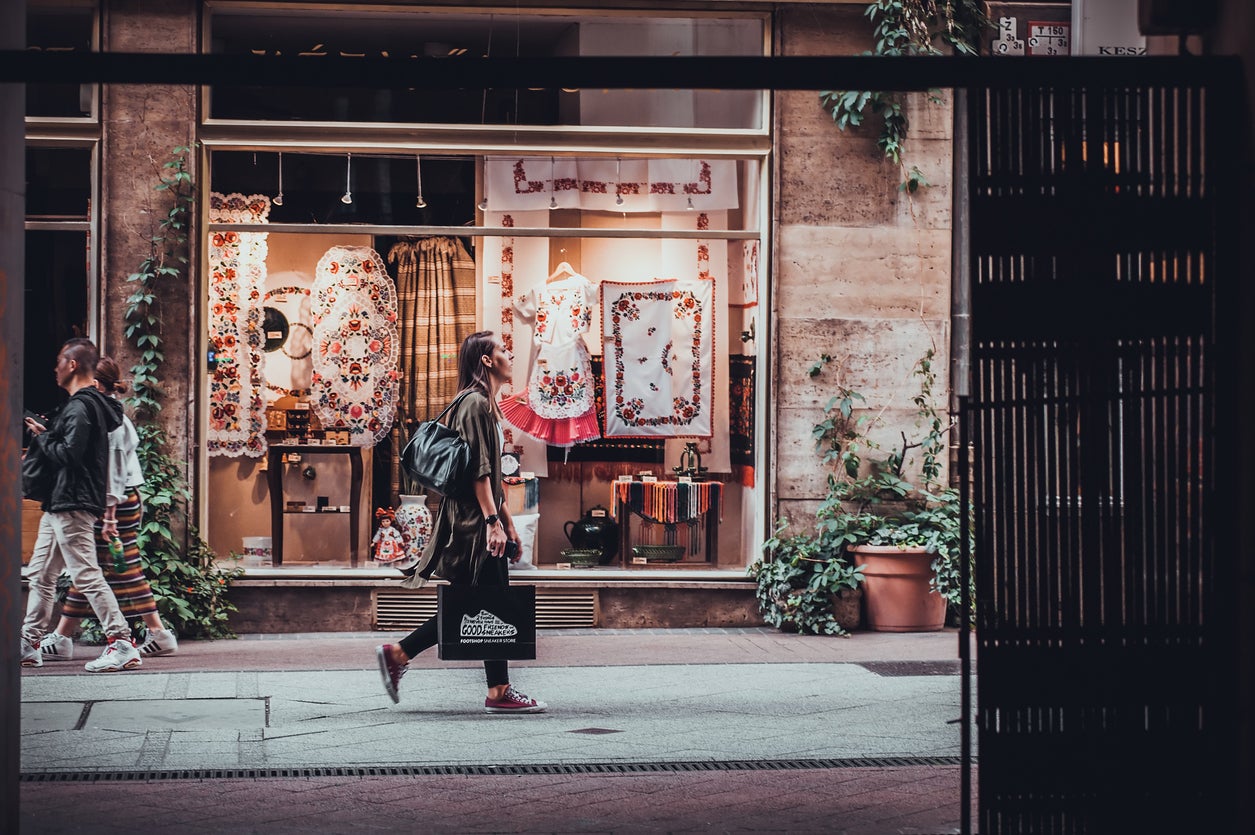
[401, 391, 475, 497]
[21, 435, 55, 504]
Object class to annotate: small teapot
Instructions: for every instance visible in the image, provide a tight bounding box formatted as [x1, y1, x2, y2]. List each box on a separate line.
[563, 505, 620, 565]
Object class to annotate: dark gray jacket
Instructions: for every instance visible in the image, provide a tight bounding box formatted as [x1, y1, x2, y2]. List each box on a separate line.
[34, 386, 124, 514]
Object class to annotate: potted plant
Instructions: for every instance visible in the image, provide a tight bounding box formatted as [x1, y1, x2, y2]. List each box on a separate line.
[809, 349, 972, 631]
[748, 522, 865, 636]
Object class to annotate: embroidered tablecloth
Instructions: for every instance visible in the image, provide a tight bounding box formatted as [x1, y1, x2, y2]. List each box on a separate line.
[601, 278, 714, 439]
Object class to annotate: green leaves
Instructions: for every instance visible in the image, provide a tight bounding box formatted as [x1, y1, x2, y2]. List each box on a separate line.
[819, 0, 989, 190]
[121, 143, 242, 640]
[760, 350, 975, 627]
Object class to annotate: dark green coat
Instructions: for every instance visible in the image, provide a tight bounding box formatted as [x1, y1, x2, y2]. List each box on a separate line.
[414, 390, 503, 585]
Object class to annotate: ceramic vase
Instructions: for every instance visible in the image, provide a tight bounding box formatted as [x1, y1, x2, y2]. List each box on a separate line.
[393, 494, 433, 571]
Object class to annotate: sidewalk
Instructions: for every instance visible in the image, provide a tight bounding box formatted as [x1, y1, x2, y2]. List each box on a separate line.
[20, 628, 974, 833]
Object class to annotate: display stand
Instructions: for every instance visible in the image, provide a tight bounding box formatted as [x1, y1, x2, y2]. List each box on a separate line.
[266, 444, 364, 566]
[611, 480, 722, 567]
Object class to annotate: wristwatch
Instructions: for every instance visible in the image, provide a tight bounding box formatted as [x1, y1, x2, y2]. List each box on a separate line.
[485, 514, 500, 527]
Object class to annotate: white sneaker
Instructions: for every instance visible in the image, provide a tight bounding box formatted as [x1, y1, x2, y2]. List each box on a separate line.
[39, 633, 75, 661]
[20, 639, 42, 668]
[138, 629, 178, 657]
[84, 638, 142, 673]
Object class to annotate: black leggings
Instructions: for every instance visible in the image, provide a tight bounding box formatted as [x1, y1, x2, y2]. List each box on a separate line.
[398, 556, 509, 688]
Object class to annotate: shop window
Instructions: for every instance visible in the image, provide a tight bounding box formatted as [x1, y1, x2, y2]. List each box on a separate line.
[203, 147, 762, 569]
[206, 7, 764, 130]
[26, 2, 95, 119]
[25, 146, 93, 417]
[25, 231, 90, 417]
[26, 146, 91, 218]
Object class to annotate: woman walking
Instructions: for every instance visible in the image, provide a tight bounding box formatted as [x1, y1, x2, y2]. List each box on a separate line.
[376, 331, 546, 713]
[38, 356, 179, 666]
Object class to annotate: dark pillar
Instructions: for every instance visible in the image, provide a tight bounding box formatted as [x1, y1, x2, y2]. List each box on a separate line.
[0, 0, 26, 826]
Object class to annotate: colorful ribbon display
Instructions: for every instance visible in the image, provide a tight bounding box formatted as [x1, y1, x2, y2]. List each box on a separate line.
[611, 480, 723, 525]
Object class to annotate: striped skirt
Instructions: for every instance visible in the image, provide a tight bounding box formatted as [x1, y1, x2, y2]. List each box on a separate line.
[62, 490, 158, 619]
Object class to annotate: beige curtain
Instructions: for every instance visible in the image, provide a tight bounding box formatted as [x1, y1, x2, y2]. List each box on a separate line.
[387, 237, 477, 502]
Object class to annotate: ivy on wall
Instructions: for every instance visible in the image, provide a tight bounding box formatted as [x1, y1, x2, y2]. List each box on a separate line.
[121, 144, 242, 639]
[819, 0, 989, 192]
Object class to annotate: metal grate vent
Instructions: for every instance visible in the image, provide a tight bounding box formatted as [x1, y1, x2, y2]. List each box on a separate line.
[373, 589, 598, 630]
[22, 756, 965, 782]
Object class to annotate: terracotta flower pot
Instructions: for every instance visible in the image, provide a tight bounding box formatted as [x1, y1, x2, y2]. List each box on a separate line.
[851, 545, 946, 632]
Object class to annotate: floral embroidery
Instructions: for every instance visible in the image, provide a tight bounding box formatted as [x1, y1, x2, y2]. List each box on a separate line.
[512, 162, 546, 194]
[602, 279, 713, 438]
[207, 192, 270, 458]
[500, 215, 514, 353]
[310, 246, 399, 445]
[515, 274, 597, 421]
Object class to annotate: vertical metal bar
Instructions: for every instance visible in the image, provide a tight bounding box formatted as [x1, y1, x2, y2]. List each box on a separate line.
[952, 88, 971, 401]
[958, 394, 972, 835]
[0, 0, 25, 826]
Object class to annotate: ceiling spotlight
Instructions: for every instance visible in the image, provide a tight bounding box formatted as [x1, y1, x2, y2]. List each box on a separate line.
[414, 154, 427, 209]
[273, 152, 284, 206]
[340, 153, 353, 205]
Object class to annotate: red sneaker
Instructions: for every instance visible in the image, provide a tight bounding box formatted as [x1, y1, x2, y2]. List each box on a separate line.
[485, 685, 547, 714]
[376, 644, 407, 704]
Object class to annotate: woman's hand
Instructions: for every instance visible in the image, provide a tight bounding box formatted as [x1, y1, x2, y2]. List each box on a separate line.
[505, 521, 522, 563]
[101, 517, 119, 538]
[487, 519, 508, 557]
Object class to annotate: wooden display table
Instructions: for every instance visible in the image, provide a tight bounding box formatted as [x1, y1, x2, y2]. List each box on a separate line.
[266, 444, 364, 566]
[611, 480, 722, 567]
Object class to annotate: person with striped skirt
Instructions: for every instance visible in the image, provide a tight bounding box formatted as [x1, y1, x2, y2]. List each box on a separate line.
[37, 356, 179, 667]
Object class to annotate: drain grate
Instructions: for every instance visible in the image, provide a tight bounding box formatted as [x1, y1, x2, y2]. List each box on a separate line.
[858, 660, 963, 677]
[22, 757, 965, 782]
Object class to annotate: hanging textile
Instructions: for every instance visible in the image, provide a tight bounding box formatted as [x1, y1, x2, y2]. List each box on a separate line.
[207, 192, 270, 458]
[728, 355, 756, 487]
[601, 278, 715, 439]
[611, 481, 723, 524]
[386, 237, 477, 499]
[309, 246, 400, 446]
[546, 357, 666, 465]
[500, 271, 600, 447]
[485, 157, 739, 213]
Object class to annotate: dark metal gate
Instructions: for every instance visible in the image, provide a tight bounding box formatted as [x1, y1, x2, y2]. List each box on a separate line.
[965, 71, 1241, 832]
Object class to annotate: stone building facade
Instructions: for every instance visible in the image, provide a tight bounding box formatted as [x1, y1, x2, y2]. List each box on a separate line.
[23, 0, 960, 629]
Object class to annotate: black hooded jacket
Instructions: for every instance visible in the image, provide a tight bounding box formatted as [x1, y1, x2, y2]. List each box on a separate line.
[31, 386, 124, 514]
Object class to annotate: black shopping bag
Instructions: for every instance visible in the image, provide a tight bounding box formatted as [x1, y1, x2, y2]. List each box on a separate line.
[438, 584, 537, 660]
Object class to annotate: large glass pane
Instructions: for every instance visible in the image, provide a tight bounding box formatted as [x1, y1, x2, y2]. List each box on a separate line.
[210, 151, 477, 227]
[207, 8, 764, 129]
[27, 4, 94, 118]
[25, 230, 90, 418]
[26, 147, 92, 218]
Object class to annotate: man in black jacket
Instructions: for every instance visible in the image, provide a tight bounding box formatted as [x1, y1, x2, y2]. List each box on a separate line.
[20, 338, 141, 672]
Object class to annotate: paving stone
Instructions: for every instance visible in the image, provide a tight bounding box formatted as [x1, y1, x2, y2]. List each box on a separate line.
[84, 697, 267, 731]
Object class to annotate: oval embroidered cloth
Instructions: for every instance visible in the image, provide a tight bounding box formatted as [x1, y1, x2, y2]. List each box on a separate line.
[310, 246, 400, 446]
